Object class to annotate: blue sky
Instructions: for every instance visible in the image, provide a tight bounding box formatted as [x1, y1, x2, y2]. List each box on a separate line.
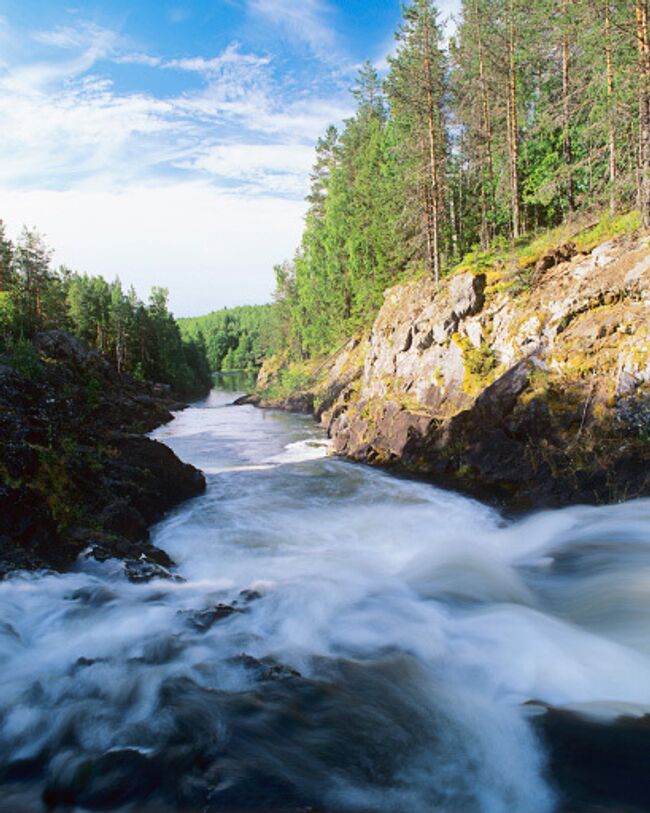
[0, 0, 459, 316]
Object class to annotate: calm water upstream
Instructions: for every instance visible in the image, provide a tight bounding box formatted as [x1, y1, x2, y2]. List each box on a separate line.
[1, 379, 650, 812]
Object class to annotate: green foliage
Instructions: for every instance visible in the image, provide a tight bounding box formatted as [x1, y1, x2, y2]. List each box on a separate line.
[465, 343, 497, 379]
[7, 338, 42, 379]
[0, 219, 211, 397]
[258, 363, 314, 401]
[268, 0, 650, 370]
[179, 304, 278, 371]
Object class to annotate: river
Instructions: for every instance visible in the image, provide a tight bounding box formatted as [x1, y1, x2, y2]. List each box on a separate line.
[1, 379, 650, 812]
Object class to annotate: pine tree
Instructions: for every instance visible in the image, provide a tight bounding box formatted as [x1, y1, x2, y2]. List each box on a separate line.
[0, 221, 13, 293]
[386, 0, 448, 283]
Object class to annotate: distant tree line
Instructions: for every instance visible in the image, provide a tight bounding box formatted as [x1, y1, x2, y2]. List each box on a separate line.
[0, 222, 211, 396]
[179, 304, 280, 372]
[274, 0, 650, 358]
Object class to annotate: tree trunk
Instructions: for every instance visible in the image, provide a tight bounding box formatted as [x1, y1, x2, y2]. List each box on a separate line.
[636, 0, 650, 227]
[605, 0, 617, 214]
[474, 0, 494, 245]
[508, 3, 521, 239]
[423, 12, 441, 283]
[449, 184, 459, 259]
[561, 0, 574, 213]
[478, 149, 489, 250]
[421, 169, 436, 281]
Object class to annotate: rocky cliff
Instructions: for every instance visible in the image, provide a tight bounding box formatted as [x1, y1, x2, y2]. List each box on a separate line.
[255, 230, 650, 508]
[0, 331, 206, 578]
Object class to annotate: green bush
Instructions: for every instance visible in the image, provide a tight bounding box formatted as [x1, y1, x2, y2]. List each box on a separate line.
[8, 339, 42, 379]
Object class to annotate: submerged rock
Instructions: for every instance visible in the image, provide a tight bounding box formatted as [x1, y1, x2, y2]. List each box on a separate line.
[534, 704, 650, 811]
[181, 603, 241, 630]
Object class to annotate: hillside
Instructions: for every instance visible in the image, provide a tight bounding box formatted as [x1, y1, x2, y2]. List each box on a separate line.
[179, 304, 278, 372]
[248, 224, 650, 508]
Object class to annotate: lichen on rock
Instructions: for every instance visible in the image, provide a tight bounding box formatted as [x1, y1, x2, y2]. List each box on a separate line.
[255, 230, 650, 508]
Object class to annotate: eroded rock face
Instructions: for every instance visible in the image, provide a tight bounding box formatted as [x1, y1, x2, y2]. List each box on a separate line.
[274, 232, 650, 508]
[0, 331, 206, 577]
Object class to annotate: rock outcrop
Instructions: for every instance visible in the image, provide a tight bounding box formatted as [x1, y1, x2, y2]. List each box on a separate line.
[0, 330, 205, 577]
[256, 231, 650, 508]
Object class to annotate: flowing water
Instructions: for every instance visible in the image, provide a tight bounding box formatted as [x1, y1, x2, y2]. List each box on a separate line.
[1, 381, 650, 812]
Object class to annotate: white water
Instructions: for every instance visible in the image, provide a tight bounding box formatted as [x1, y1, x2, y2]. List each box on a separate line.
[1, 385, 650, 812]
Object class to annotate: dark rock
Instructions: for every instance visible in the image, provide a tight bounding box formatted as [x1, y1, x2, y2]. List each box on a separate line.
[283, 393, 315, 414]
[0, 485, 66, 576]
[465, 429, 533, 483]
[536, 705, 650, 811]
[231, 653, 302, 681]
[181, 603, 241, 631]
[206, 769, 310, 812]
[0, 330, 206, 576]
[42, 748, 160, 810]
[533, 242, 577, 281]
[233, 393, 258, 406]
[239, 588, 263, 603]
[124, 559, 179, 584]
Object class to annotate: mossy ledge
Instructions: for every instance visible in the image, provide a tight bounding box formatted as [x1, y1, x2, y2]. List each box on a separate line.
[0, 330, 206, 578]
[247, 222, 650, 510]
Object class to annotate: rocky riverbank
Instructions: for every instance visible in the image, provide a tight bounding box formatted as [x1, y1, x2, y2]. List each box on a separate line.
[247, 230, 650, 509]
[0, 330, 206, 579]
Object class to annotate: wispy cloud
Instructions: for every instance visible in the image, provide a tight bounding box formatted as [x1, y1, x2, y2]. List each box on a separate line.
[113, 52, 162, 68]
[0, 18, 349, 198]
[166, 42, 271, 77]
[0, 10, 354, 312]
[32, 22, 116, 50]
[248, 0, 340, 62]
[186, 143, 315, 196]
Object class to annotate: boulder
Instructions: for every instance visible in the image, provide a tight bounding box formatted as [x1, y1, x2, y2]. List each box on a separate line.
[449, 272, 487, 320]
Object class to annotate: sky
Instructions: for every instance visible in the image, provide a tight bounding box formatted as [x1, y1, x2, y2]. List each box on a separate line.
[0, 0, 459, 316]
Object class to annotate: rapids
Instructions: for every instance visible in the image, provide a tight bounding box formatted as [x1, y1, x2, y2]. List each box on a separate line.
[1, 378, 649, 812]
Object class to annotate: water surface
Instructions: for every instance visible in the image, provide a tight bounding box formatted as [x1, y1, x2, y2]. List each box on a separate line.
[1, 385, 650, 812]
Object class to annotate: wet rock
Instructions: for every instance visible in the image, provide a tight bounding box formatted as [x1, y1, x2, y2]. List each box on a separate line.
[233, 393, 257, 406]
[181, 603, 241, 631]
[206, 769, 312, 812]
[124, 559, 179, 584]
[239, 588, 263, 603]
[231, 653, 302, 681]
[42, 748, 160, 811]
[535, 705, 650, 811]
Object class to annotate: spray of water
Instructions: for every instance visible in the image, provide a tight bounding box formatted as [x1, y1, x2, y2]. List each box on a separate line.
[0, 388, 649, 811]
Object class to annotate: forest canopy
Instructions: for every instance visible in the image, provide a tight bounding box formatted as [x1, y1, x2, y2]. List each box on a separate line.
[0, 222, 212, 396]
[271, 0, 650, 360]
[179, 305, 280, 372]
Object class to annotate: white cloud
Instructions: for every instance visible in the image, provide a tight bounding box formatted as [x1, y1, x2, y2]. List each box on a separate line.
[166, 42, 270, 76]
[0, 184, 307, 316]
[0, 29, 329, 193]
[114, 52, 162, 67]
[0, 15, 354, 311]
[6, 22, 120, 92]
[188, 143, 315, 195]
[248, 0, 339, 61]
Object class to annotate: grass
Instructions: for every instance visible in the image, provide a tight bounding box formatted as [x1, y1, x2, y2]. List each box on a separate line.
[256, 358, 322, 401]
[452, 209, 643, 281]
[258, 209, 646, 402]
